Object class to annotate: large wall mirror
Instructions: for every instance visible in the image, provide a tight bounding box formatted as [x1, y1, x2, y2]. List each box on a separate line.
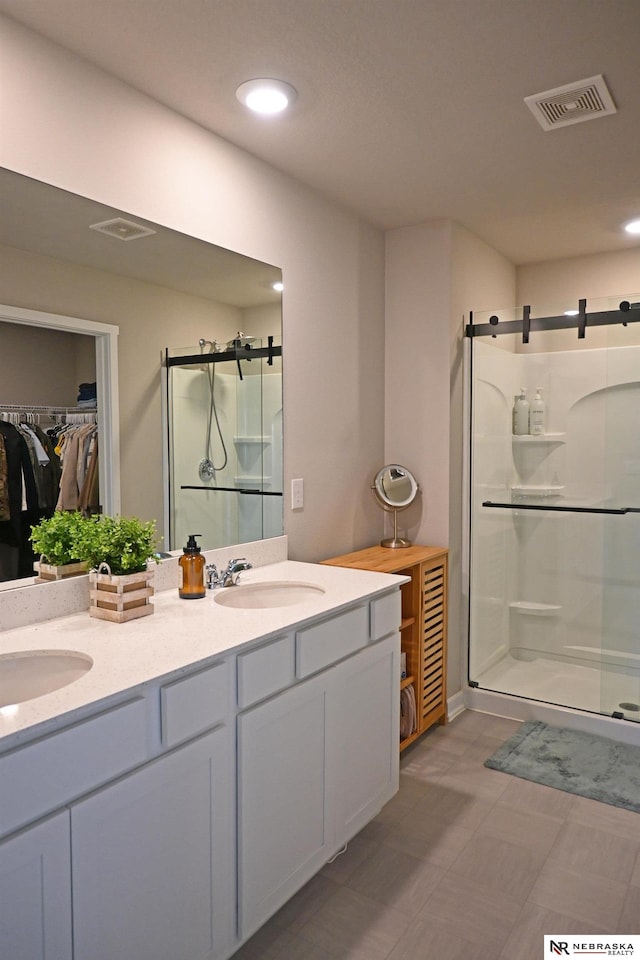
[0, 168, 283, 587]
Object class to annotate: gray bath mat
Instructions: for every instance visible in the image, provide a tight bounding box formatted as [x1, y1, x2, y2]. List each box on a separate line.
[485, 720, 640, 813]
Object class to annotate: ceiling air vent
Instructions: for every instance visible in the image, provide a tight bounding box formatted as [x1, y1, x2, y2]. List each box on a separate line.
[524, 74, 616, 131]
[89, 218, 156, 241]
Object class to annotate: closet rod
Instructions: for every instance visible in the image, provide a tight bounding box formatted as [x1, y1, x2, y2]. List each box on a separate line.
[0, 403, 97, 424]
[0, 403, 97, 413]
[465, 300, 640, 339]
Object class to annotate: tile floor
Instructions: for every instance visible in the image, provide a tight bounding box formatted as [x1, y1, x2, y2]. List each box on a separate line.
[230, 709, 640, 960]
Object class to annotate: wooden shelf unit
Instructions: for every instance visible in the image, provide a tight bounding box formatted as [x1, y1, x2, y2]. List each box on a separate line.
[322, 544, 448, 751]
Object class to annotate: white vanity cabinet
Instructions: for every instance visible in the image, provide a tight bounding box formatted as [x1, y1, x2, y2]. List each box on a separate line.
[0, 659, 235, 960]
[70, 661, 235, 960]
[72, 725, 233, 960]
[237, 597, 400, 941]
[331, 633, 399, 844]
[238, 667, 331, 938]
[0, 568, 403, 960]
[0, 809, 72, 960]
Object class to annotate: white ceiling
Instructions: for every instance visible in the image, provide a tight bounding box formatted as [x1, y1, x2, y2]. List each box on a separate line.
[2, 0, 640, 265]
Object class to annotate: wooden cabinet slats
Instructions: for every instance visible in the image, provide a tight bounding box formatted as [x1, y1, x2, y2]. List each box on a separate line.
[322, 544, 448, 751]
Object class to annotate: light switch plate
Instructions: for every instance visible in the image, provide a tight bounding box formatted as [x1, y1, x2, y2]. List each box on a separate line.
[291, 478, 304, 509]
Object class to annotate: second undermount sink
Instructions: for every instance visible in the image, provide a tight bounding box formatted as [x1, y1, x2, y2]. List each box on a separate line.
[0, 650, 93, 708]
[214, 580, 326, 609]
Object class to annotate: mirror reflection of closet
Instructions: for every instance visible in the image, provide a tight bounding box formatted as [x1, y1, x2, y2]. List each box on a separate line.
[0, 318, 114, 584]
[0, 323, 94, 581]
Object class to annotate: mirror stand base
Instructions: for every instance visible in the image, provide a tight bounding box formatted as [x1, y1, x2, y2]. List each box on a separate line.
[381, 504, 412, 548]
[380, 536, 412, 549]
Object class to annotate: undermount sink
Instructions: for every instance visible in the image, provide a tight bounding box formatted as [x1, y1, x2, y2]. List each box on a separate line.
[0, 650, 93, 708]
[214, 580, 326, 609]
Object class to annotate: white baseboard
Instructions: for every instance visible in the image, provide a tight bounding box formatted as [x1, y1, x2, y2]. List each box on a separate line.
[447, 690, 466, 721]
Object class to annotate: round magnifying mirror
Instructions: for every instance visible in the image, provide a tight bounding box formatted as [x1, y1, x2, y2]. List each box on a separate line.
[371, 464, 419, 548]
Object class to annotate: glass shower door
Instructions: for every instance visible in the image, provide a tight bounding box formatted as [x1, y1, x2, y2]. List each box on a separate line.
[598, 337, 640, 721]
[468, 297, 640, 722]
[165, 338, 283, 551]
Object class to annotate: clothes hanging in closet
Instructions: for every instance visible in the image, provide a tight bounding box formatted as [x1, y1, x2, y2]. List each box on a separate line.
[0, 421, 42, 580]
[0, 433, 9, 522]
[0, 412, 100, 581]
[54, 422, 99, 513]
[15, 422, 61, 512]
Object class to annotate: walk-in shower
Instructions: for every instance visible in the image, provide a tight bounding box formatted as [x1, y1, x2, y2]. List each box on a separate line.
[466, 294, 640, 725]
[164, 335, 283, 551]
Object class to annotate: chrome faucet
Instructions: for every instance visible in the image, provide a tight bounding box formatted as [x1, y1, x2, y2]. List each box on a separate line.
[206, 558, 252, 589]
[223, 558, 252, 586]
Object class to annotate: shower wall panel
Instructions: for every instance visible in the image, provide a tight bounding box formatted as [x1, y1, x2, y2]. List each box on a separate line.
[168, 357, 283, 552]
[170, 369, 238, 550]
[469, 332, 640, 719]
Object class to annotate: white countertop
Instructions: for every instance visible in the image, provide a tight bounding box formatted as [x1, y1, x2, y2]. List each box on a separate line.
[0, 560, 406, 750]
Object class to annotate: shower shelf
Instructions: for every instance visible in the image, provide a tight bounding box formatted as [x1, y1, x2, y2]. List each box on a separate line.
[512, 433, 565, 443]
[235, 475, 272, 485]
[509, 601, 561, 616]
[233, 436, 271, 445]
[511, 484, 565, 496]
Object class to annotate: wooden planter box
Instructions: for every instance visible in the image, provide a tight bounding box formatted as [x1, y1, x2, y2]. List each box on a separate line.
[89, 565, 155, 623]
[34, 558, 88, 582]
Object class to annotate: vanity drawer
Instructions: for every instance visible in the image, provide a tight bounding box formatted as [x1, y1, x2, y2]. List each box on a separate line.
[161, 660, 229, 748]
[295, 604, 368, 679]
[0, 697, 149, 838]
[370, 591, 401, 641]
[237, 635, 295, 709]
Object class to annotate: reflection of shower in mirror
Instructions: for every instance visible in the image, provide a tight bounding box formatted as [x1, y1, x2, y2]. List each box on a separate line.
[198, 337, 228, 482]
[165, 335, 283, 551]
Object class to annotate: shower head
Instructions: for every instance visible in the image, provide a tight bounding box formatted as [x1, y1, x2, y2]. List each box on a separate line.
[199, 338, 222, 353]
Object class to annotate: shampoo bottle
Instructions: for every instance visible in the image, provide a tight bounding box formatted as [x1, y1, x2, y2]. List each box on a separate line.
[179, 534, 206, 599]
[530, 388, 545, 435]
[512, 388, 530, 436]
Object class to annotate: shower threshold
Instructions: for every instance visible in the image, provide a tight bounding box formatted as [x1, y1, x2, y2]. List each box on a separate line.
[475, 652, 640, 722]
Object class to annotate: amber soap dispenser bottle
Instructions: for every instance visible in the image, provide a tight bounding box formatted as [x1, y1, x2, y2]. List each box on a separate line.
[179, 534, 206, 599]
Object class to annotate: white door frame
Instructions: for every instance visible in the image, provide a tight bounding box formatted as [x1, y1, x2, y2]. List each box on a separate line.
[0, 303, 120, 515]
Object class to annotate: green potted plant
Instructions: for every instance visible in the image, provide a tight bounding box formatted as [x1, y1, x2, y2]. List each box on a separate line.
[30, 511, 89, 581]
[78, 515, 159, 623]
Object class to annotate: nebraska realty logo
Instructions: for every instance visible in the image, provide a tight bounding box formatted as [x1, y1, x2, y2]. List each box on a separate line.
[545, 937, 639, 957]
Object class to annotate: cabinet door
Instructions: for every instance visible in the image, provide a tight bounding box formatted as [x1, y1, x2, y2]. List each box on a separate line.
[0, 809, 72, 960]
[72, 726, 234, 960]
[331, 633, 400, 844]
[237, 671, 330, 940]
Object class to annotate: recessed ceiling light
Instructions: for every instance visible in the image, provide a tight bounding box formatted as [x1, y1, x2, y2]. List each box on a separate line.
[272, 281, 284, 292]
[236, 78, 297, 115]
[623, 219, 640, 235]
